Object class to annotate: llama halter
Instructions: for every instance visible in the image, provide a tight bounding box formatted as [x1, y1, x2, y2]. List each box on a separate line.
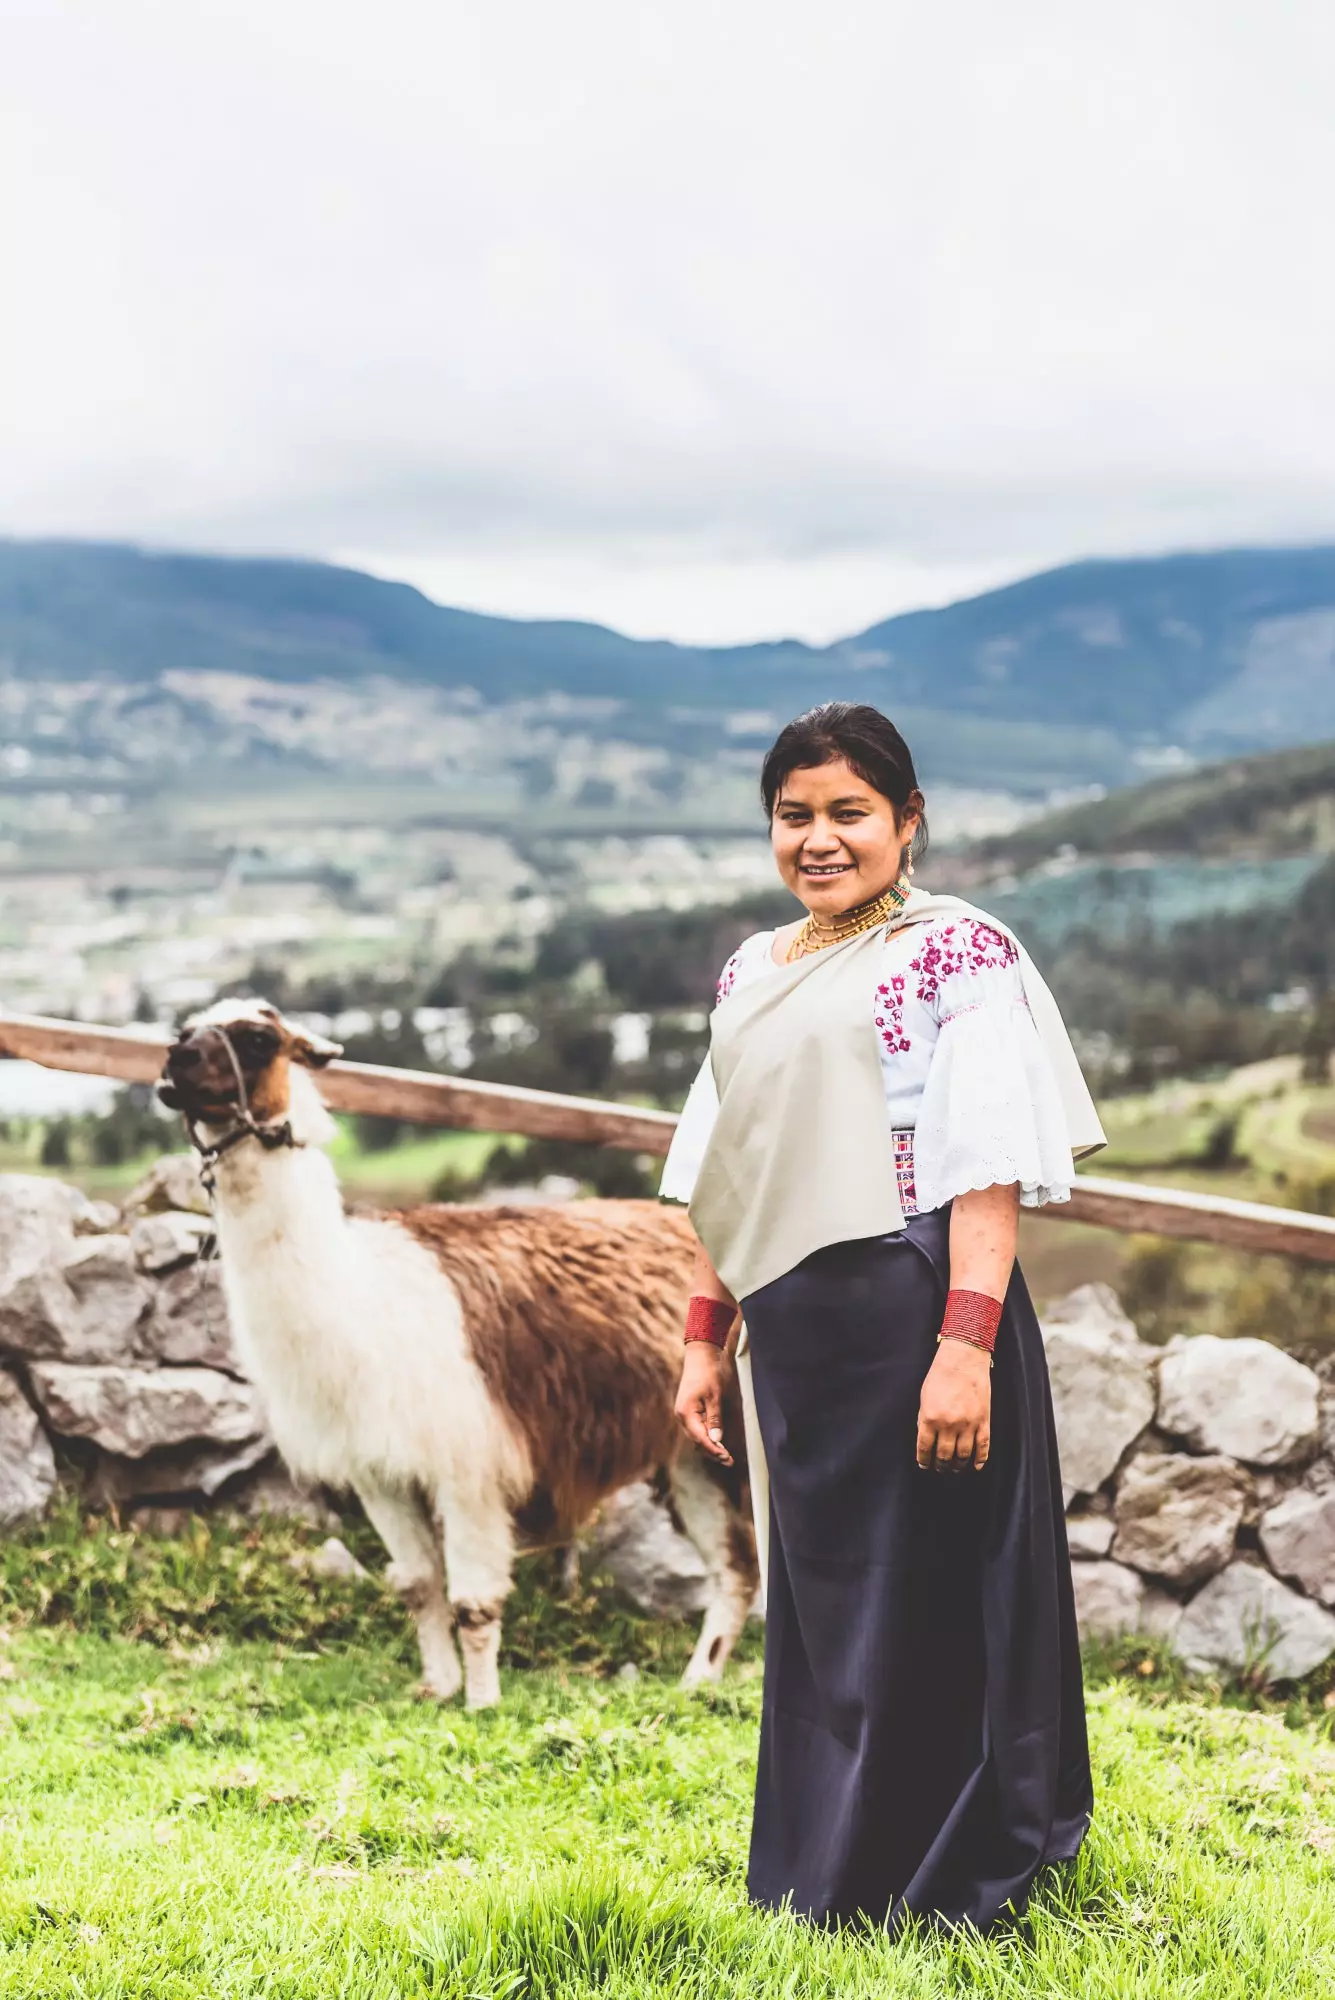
[183, 1022, 304, 1195]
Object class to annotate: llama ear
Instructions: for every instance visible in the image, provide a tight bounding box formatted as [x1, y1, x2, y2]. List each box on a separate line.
[290, 1031, 343, 1068]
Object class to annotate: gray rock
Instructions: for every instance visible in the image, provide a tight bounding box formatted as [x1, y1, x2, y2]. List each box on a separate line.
[1070, 1559, 1145, 1640]
[0, 1231, 153, 1366]
[60, 1236, 155, 1353]
[85, 1433, 274, 1506]
[1140, 1586, 1186, 1648]
[1176, 1561, 1335, 1682]
[121, 1155, 211, 1219]
[0, 1176, 92, 1291]
[226, 1465, 340, 1528]
[176, 1432, 273, 1497]
[0, 1367, 57, 1525]
[1158, 1337, 1320, 1467]
[130, 1211, 213, 1275]
[1260, 1489, 1335, 1608]
[28, 1362, 263, 1458]
[584, 1480, 709, 1617]
[0, 1180, 83, 1358]
[1305, 1457, 1335, 1498]
[1041, 1298, 1157, 1503]
[147, 1262, 238, 1373]
[1112, 1453, 1251, 1587]
[293, 1536, 369, 1582]
[1066, 1513, 1115, 1560]
[0, 1263, 84, 1362]
[73, 1199, 121, 1235]
[1320, 1386, 1335, 1463]
[1042, 1282, 1140, 1343]
[1248, 1467, 1302, 1525]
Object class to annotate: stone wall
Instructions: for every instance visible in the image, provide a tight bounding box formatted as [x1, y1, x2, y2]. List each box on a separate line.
[1045, 1283, 1335, 1681]
[3, 1167, 1335, 1684]
[0, 1164, 305, 1528]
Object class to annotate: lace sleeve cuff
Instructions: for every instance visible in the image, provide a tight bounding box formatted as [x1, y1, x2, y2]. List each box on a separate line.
[912, 996, 1075, 1211]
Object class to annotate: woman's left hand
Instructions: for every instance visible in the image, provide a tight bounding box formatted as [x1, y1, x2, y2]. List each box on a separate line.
[916, 1340, 992, 1472]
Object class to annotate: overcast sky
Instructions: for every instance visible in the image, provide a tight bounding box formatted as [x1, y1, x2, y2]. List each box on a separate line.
[2, 1, 1332, 644]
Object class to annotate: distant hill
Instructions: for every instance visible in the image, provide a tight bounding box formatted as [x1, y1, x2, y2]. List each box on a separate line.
[949, 737, 1335, 966]
[2, 538, 1334, 781]
[0, 538, 813, 698]
[974, 739, 1335, 866]
[848, 547, 1335, 744]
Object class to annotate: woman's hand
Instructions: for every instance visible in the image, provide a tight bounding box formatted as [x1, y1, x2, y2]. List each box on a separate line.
[674, 1342, 734, 1466]
[918, 1182, 1015, 1472]
[916, 1339, 992, 1472]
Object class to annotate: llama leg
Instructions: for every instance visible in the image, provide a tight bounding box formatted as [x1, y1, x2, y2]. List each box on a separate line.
[357, 1480, 461, 1702]
[668, 1451, 758, 1687]
[439, 1494, 514, 1711]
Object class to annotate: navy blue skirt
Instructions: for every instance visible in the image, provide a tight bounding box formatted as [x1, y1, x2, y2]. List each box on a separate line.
[742, 1207, 1091, 1933]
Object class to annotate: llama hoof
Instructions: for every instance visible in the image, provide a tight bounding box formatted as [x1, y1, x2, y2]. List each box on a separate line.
[464, 1686, 501, 1712]
[416, 1641, 464, 1705]
[414, 1675, 463, 1705]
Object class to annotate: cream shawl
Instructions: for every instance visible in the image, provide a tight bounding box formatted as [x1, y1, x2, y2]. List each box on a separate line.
[684, 887, 1105, 1595]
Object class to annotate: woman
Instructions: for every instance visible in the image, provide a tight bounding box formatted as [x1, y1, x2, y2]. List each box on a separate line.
[662, 702, 1102, 1934]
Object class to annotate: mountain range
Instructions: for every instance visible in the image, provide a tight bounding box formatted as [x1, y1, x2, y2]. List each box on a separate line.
[2, 537, 1334, 789]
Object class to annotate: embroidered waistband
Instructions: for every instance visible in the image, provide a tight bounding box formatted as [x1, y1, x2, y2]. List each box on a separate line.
[893, 1129, 918, 1217]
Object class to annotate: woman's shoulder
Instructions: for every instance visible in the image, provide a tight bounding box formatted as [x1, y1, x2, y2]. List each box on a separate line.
[884, 908, 1022, 1011]
[716, 929, 777, 1000]
[904, 910, 1018, 969]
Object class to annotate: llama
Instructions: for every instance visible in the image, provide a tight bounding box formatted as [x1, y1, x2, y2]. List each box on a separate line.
[159, 999, 756, 1709]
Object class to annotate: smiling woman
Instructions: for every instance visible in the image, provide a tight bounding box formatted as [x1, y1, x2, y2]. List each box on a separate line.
[763, 709, 925, 957]
[663, 701, 1106, 1935]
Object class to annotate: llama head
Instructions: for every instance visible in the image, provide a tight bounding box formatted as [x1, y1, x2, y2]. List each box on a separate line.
[159, 999, 342, 1143]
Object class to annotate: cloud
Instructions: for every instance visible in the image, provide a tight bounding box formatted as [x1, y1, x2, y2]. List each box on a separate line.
[2, 0, 1333, 641]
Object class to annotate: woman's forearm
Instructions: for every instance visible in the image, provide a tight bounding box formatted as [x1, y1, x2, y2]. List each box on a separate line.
[675, 1230, 738, 1466]
[917, 1184, 1015, 1471]
[689, 1237, 738, 1309]
[947, 1183, 1020, 1300]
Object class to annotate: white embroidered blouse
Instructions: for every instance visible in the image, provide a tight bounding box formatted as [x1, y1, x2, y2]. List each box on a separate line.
[659, 914, 1076, 1215]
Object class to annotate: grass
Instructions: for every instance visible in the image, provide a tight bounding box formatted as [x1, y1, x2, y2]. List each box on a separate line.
[1095, 1065, 1335, 1191]
[1063, 1069, 1335, 1341]
[328, 1126, 524, 1205]
[0, 1124, 522, 1207]
[3, 1510, 1335, 1993]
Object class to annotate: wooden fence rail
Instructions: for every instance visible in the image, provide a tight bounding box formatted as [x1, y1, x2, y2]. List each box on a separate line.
[3, 1009, 1334, 1267]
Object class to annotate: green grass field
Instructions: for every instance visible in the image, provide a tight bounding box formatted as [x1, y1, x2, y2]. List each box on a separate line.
[0, 1125, 520, 1208]
[3, 1508, 1335, 1996]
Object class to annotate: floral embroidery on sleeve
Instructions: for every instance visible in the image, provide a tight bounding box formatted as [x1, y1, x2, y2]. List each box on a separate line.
[911, 919, 1018, 1014]
[716, 945, 747, 1002]
[875, 973, 910, 1054]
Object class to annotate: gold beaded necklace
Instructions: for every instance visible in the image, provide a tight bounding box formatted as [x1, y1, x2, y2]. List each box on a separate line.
[784, 873, 911, 963]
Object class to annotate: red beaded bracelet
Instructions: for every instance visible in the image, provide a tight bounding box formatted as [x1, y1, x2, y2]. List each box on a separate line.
[938, 1288, 1003, 1356]
[684, 1296, 736, 1347]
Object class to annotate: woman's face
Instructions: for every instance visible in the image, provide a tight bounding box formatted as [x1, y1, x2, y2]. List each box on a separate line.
[771, 757, 917, 919]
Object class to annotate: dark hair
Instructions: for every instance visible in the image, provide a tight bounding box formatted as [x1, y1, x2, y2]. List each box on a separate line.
[760, 702, 928, 860]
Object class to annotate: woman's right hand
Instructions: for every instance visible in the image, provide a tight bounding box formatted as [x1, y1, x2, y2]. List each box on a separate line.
[674, 1343, 734, 1466]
